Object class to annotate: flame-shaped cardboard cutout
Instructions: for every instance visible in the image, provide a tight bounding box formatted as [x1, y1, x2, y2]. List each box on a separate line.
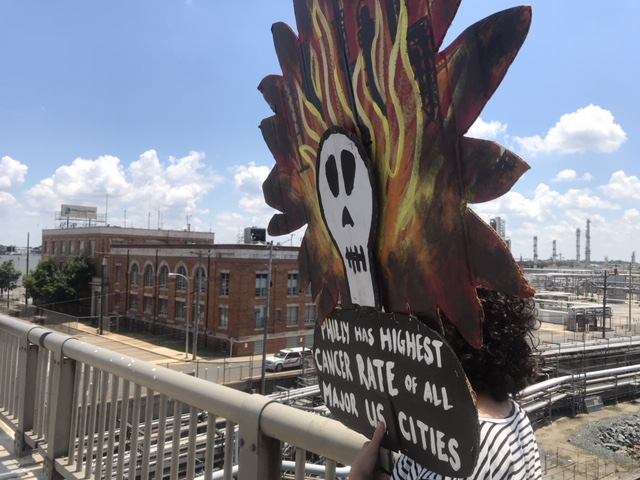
[260, 0, 534, 475]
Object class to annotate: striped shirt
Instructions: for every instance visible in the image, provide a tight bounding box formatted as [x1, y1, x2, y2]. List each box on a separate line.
[392, 400, 541, 480]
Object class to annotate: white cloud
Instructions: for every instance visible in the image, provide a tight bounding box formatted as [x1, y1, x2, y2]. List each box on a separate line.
[25, 151, 222, 226]
[473, 179, 632, 261]
[233, 162, 271, 214]
[623, 208, 640, 222]
[0, 156, 28, 189]
[0, 191, 17, 206]
[553, 169, 577, 182]
[582, 173, 594, 181]
[467, 117, 507, 140]
[514, 105, 626, 156]
[26, 156, 128, 203]
[599, 171, 640, 201]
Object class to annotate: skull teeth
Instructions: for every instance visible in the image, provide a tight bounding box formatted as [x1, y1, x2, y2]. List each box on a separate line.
[345, 245, 367, 273]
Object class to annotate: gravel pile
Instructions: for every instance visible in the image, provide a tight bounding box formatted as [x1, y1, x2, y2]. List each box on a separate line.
[568, 413, 640, 464]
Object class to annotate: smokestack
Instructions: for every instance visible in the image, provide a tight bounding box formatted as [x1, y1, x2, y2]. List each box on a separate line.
[585, 219, 591, 265]
[576, 228, 581, 262]
[533, 236, 538, 268]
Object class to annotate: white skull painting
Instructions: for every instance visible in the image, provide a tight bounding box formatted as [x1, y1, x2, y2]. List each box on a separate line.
[317, 126, 377, 308]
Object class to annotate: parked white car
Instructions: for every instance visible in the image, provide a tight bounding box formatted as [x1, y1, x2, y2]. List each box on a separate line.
[264, 347, 312, 372]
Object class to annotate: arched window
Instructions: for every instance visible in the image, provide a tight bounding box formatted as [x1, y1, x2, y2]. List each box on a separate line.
[131, 264, 139, 286]
[176, 266, 187, 291]
[195, 266, 207, 293]
[159, 266, 169, 289]
[144, 265, 154, 287]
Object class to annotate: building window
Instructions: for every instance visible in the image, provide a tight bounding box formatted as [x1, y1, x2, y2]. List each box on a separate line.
[159, 298, 168, 315]
[254, 340, 264, 355]
[175, 300, 186, 320]
[69, 240, 75, 254]
[131, 264, 139, 286]
[255, 273, 268, 297]
[143, 296, 153, 313]
[287, 273, 298, 296]
[175, 266, 187, 291]
[89, 240, 95, 255]
[220, 272, 230, 296]
[286, 336, 299, 349]
[255, 306, 267, 329]
[159, 266, 169, 289]
[305, 283, 312, 296]
[114, 292, 121, 307]
[115, 266, 122, 284]
[130, 294, 138, 311]
[44, 241, 48, 254]
[286, 305, 298, 327]
[144, 265, 154, 287]
[52, 241, 57, 254]
[79, 240, 85, 254]
[61, 241, 66, 254]
[305, 304, 316, 325]
[219, 306, 228, 329]
[195, 266, 206, 293]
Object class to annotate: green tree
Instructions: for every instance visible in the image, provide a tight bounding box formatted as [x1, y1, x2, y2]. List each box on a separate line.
[0, 259, 22, 299]
[23, 256, 94, 313]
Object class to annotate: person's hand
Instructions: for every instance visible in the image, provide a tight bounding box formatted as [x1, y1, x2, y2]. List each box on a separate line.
[349, 423, 390, 480]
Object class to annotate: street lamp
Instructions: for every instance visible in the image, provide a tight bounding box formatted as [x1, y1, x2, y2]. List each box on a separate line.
[169, 272, 191, 360]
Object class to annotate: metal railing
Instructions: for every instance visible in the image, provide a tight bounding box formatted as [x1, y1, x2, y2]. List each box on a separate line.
[0, 314, 368, 480]
[4, 311, 640, 479]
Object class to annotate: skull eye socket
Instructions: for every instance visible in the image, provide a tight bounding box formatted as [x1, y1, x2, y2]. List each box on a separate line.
[341, 149, 356, 196]
[325, 154, 340, 198]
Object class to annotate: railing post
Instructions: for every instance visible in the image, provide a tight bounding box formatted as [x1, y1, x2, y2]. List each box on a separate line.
[14, 338, 38, 456]
[237, 395, 281, 480]
[43, 351, 76, 480]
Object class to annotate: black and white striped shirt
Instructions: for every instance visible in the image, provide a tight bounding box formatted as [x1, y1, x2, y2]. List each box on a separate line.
[392, 400, 541, 480]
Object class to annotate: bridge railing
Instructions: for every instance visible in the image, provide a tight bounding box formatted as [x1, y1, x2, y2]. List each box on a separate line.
[0, 315, 368, 480]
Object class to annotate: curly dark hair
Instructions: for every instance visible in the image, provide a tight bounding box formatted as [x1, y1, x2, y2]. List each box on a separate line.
[440, 288, 540, 402]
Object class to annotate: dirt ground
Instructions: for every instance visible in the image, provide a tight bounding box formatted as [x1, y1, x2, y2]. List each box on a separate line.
[535, 401, 640, 479]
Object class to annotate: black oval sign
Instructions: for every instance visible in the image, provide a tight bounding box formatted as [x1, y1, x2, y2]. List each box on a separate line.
[314, 309, 479, 477]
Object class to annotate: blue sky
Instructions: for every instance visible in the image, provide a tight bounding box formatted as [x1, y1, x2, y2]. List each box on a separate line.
[0, 1, 637, 263]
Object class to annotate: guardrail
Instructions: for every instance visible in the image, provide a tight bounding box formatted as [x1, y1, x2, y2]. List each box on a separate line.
[0, 314, 369, 480]
[3, 312, 640, 479]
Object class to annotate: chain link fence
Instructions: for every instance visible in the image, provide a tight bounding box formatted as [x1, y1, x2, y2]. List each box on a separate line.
[541, 446, 639, 479]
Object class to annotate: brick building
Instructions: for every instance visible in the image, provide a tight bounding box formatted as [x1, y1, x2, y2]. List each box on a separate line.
[41, 226, 314, 356]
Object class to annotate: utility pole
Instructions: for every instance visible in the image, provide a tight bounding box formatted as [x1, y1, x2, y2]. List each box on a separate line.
[260, 241, 274, 395]
[168, 272, 190, 359]
[602, 270, 607, 339]
[25, 232, 29, 305]
[193, 250, 203, 361]
[99, 257, 108, 335]
[630, 257, 633, 331]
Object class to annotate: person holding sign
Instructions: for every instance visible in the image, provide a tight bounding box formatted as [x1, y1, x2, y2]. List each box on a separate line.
[350, 288, 542, 480]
